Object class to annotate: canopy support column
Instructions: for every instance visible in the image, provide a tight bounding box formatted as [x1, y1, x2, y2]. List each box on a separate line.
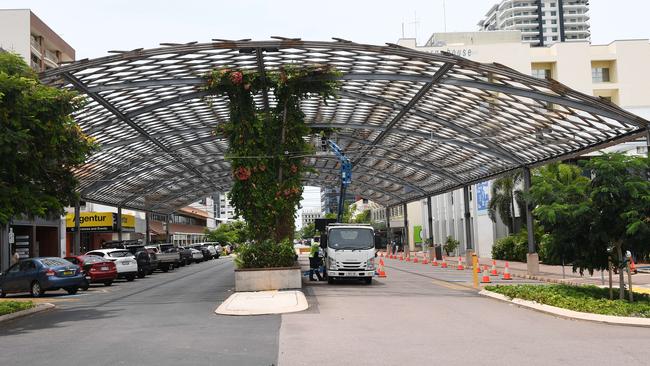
[145, 212, 150, 245]
[463, 186, 475, 264]
[523, 167, 539, 275]
[427, 196, 434, 245]
[166, 214, 171, 243]
[117, 207, 123, 242]
[74, 201, 81, 255]
[403, 203, 409, 256]
[385, 207, 391, 251]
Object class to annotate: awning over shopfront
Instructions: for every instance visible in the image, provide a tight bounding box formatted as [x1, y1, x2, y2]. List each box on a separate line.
[39, 39, 649, 213]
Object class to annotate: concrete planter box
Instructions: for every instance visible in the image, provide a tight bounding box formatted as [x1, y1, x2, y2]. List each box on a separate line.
[234, 266, 302, 292]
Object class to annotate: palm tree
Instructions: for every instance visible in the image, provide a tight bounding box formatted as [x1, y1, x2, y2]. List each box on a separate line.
[488, 172, 525, 234]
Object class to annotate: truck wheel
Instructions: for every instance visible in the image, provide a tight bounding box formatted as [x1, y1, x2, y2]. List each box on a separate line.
[65, 287, 79, 295]
[327, 277, 335, 284]
[161, 266, 169, 273]
[364, 277, 373, 285]
[138, 270, 146, 279]
[103, 281, 113, 287]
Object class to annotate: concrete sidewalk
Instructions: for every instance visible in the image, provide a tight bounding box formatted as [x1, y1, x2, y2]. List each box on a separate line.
[381, 251, 650, 289]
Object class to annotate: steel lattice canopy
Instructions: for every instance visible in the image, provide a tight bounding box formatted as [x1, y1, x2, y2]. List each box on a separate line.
[39, 38, 649, 213]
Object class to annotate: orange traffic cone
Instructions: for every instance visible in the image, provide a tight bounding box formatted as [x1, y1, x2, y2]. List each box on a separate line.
[399, 255, 404, 261]
[457, 256, 465, 270]
[432, 257, 438, 266]
[422, 256, 429, 265]
[441, 258, 447, 268]
[490, 260, 498, 276]
[377, 259, 387, 278]
[413, 256, 419, 263]
[502, 262, 512, 280]
[406, 256, 411, 262]
[481, 266, 491, 283]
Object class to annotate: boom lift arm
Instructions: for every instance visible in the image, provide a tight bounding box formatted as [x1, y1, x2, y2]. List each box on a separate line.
[321, 138, 352, 222]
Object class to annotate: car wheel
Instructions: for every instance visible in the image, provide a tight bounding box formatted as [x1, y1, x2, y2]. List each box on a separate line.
[65, 287, 79, 295]
[31, 281, 44, 297]
[147, 269, 154, 275]
[0, 288, 6, 298]
[80, 278, 90, 291]
[137, 270, 146, 279]
[103, 281, 113, 286]
[126, 274, 136, 282]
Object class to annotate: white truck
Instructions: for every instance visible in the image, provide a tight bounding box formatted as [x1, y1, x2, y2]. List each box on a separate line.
[322, 224, 376, 284]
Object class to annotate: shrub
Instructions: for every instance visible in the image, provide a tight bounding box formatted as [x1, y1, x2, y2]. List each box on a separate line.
[485, 284, 650, 317]
[443, 236, 459, 255]
[491, 231, 528, 262]
[234, 239, 296, 269]
[0, 301, 33, 316]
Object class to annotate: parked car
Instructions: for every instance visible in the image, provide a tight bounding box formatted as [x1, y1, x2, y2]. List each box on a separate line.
[192, 245, 212, 261]
[147, 244, 181, 271]
[189, 248, 204, 263]
[64, 255, 117, 289]
[176, 246, 193, 266]
[202, 243, 219, 259]
[86, 249, 138, 281]
[0, 258, 84, 297]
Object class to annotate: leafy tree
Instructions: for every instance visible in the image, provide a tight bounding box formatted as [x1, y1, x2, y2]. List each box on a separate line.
[353, 209, 371, 223]
[488, 172, 525, 234]
[528, 163, 592, 271]
[205, 221, 250, 244]
[296, 222, 316, 240]
[584, 153, 650, 299]
[0, 52, 96, 224]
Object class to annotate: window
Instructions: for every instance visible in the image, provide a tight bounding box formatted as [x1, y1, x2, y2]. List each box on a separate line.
[551, 19, 557, 24]
[552, 36, 558, 41]
[551, 11, 557, 16]
[592, 67, 610, 83]
[532, 68, 551, 79]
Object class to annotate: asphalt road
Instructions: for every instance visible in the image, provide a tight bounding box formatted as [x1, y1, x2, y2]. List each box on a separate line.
[0, 258, 279, 366]
[280, 259, 650, 366]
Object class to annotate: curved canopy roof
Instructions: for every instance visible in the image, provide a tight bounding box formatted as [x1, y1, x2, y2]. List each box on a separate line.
[40, 38, 649, 213]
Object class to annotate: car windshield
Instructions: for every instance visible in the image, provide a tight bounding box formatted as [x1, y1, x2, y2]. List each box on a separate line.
[108, 250, 132, 258]
[328, 228, 374, 250]
[40, 258, 71, 267]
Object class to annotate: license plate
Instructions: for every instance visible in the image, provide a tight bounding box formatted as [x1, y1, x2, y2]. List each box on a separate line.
[63, 270, 73, 276]
[100, 266, 109, 271]
[122, 261, 130, 265]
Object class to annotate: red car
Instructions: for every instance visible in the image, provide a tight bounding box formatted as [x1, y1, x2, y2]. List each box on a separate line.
[64, 255, 118, 289]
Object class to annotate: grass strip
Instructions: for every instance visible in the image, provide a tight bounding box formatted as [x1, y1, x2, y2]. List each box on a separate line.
[0, 301, 34, 316]
[485, 284, 650, 318]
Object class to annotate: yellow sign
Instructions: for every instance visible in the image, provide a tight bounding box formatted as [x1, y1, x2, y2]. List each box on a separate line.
[66, 212, 113, 228]
[121, 214, 135, 229]
[66, 212, 135, 232]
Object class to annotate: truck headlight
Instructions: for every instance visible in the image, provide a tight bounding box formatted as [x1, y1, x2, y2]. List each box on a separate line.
[328, 257, 337, 270]
[367, 258, 375, 270]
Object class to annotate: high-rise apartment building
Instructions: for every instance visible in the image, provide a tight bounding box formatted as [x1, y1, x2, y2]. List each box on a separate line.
[478, 0, 590, 46]
[215, 192, 237, 221]
[0, 9, 75, 72]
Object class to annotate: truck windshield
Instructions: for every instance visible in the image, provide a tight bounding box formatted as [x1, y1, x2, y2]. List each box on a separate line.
[328, 228, 374, 250]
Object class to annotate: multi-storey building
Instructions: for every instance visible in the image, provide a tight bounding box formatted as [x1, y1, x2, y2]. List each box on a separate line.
[320, 187, 356, 215]
[301, 210, 321, 228]
[0, 9, 75, 72]
[215, 192, 237, 221]
[477, 0, 590, 46]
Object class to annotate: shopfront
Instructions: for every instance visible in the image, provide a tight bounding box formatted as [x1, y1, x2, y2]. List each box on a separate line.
[7, 216, 65, 262]
[65, 212, 136, 254]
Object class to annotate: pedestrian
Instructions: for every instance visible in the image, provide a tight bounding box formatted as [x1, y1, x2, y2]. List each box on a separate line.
[309, 243, 323, 281]
[10, 246, 20, 266]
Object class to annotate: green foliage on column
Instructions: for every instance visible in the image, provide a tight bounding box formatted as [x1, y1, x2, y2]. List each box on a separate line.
[205, 65, 339, 242]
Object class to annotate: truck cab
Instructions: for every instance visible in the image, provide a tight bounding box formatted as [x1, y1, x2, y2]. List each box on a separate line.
[322, 224, 376, 284]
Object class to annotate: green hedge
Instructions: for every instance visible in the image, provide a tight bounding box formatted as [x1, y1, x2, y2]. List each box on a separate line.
[0, 301, 34, 316]
[491, 231, 528, 262]
[234, 239, 296, 269]
[486, 284, 650, 318]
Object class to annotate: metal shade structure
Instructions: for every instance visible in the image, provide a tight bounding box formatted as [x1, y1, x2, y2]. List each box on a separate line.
[40, 38, 649, 213]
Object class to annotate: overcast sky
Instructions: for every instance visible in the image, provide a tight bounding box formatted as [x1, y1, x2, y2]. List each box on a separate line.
[6, 0, 649, 228]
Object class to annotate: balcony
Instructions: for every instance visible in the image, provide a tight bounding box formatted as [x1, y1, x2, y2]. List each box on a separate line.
[44, 49, 59, 65]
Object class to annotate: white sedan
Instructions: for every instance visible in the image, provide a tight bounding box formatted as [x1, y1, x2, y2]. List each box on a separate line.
[86, 249, 138, 281]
